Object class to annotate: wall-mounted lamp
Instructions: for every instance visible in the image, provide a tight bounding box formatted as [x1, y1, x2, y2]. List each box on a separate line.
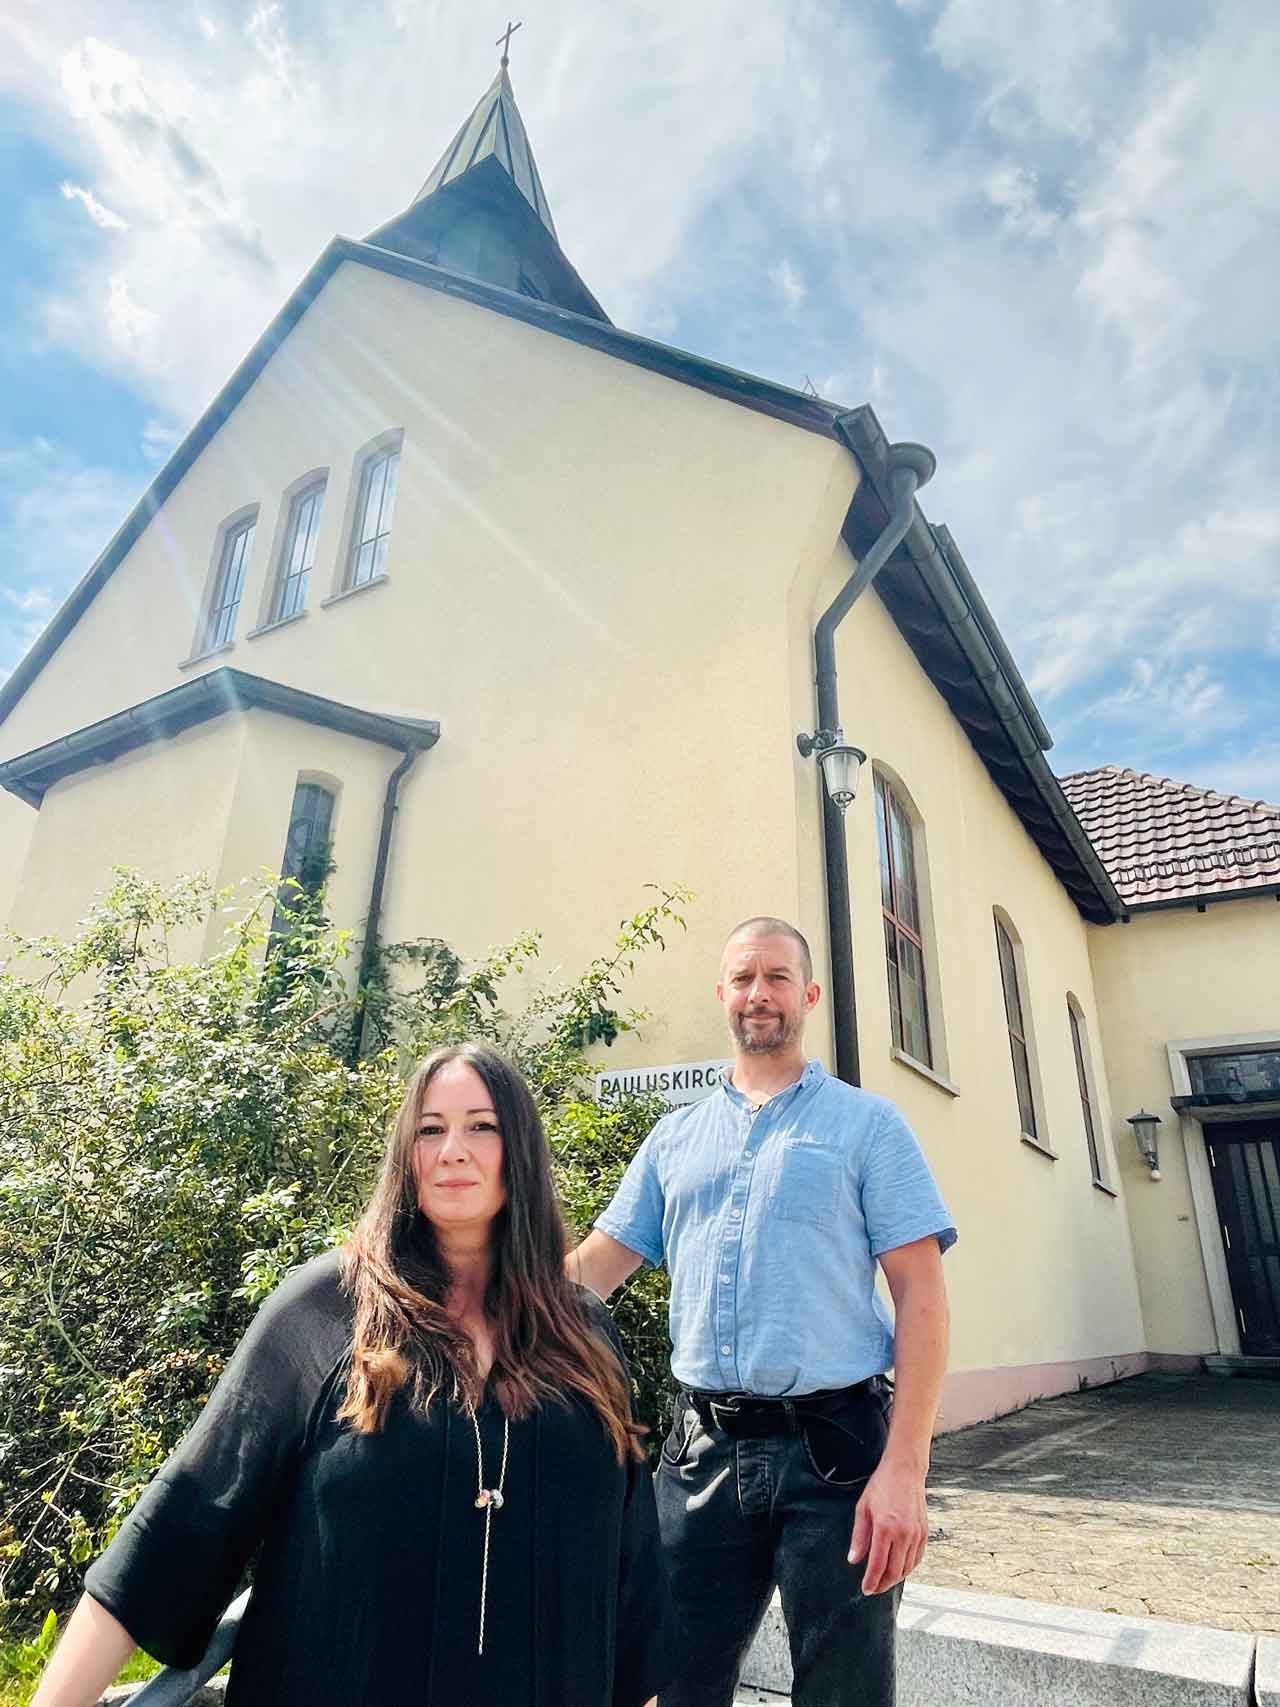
[796, 730, 867, 814]
[1126, 1108, 1163, 1179]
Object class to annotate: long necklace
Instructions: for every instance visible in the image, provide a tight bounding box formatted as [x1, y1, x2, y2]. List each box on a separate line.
[470, 1407, 510, 1656]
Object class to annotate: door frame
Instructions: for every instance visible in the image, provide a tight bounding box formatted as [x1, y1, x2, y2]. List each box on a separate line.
[1166, 1029, 1280, 1357]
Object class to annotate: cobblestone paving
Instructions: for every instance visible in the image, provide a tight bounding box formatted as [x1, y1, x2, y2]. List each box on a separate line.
[917, 1374, 1280, 1633]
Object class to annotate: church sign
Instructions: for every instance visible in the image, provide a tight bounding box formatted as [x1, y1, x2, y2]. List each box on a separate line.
[594, 1059, 732, 1109]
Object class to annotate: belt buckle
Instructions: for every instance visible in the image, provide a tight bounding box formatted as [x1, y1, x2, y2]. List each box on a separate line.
[708, 1396, 743, 1433]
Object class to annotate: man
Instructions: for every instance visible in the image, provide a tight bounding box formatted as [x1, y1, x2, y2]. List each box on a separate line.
[570, 917, 955, 1707]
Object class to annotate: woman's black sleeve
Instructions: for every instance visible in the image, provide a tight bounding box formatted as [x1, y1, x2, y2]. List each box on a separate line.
[575, 1288, 676, 1707]
[612, 1433, 676, 1707]
[84, 1255, 348, 1669]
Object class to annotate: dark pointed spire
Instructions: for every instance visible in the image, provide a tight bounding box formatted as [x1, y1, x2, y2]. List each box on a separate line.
[367, 63, 609, 324]
[412, 66, 557, 241]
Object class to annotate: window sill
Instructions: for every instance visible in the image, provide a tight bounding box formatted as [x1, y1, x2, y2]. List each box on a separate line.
[247, 609, 307, 640]
[1091, 1178, 1118, 1198]
[321, 573, 389, 609]
[1020, 1133, 1059, 1162]
[178, 640, 234, 670]
[891, 1048, 959, 1098]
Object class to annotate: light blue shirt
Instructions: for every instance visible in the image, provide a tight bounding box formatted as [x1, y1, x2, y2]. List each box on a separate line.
[596, 1060, 956, 1396]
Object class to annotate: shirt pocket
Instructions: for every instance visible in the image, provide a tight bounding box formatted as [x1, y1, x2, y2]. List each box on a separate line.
[774, 1140, 840, 1230]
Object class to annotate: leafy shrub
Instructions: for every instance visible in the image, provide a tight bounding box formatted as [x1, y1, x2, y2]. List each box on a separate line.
[0, 871, 687, 1631]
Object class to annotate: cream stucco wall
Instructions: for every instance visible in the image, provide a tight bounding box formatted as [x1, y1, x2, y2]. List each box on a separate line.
[0, 252, 1156, 1410]
[0, 258, 853, 1054]
[7, 708, 412, 968]
[9, 719, 249, 961]
[0, 796, 35, 929]
[794, 560, 1146, 1394]
[1087, 895, 1280, 1356]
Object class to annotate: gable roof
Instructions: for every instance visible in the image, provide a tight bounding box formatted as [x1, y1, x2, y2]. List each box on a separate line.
[0, 667, 438, 808]
[413, 67, 557, 239]
[0, 238, 1118, 923]
[1059, 764, 1280, 911]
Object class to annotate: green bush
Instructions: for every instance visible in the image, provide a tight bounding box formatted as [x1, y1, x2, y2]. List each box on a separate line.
[0, 870, 687, 1633]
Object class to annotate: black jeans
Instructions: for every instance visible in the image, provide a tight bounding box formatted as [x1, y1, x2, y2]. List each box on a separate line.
[655, 1380, 899, 1707]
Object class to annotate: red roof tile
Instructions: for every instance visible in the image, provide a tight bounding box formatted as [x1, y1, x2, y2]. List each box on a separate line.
[1058, 765, 1280, 908]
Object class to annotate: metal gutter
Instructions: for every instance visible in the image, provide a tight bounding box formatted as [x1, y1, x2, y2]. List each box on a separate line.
[1123, 882, 1280, 916]
[0, 667, 439, 806]
[814, 425, 936, 1085]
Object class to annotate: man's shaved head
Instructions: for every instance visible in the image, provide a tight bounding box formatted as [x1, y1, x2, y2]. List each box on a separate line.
[721, 917, 813, 983]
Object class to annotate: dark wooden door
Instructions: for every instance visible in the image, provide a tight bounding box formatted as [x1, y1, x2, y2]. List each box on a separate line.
[1207, 1121, 1280, 1355]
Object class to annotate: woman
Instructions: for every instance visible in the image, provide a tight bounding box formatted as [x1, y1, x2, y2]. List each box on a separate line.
[33, 1043, 672, 1707]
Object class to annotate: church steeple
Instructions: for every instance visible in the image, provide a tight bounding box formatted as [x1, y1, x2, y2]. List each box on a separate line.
[413, 65, 558, 241]
[366, 58, 609, 324]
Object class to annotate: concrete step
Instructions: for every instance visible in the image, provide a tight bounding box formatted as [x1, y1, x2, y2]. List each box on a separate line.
[742, 1583, 1261, 1706]
[1205, 1353, 1280, 1378]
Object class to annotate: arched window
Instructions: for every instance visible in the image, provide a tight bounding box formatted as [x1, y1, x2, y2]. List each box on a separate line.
[271, 779, 336, 937]
[201, 509, 257, 652]
[345, 438, 401, 590]
[994, 912, 1042, 1143]
[281, 781, 335, 893]
[875, 771, 933, 1068]
[1068, 996, 1109, 1186]
[272, 478, 326, 621]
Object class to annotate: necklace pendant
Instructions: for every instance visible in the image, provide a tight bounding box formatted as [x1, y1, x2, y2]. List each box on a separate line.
[474, 1490, 491, 1509]
[488, 1488, 504, 1511]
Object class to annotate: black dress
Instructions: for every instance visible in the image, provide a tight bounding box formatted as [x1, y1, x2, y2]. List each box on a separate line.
[85, 1253, 673, 1706]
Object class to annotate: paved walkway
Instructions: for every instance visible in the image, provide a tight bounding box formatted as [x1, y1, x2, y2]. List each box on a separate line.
[918, 1372, 1280, 1633]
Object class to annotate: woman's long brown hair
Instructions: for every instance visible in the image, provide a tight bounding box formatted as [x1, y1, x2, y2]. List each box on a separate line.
[338, 1042, 642, 1462]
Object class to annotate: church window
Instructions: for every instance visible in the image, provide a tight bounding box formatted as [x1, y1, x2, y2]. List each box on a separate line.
[347, 445, 400, 589]
[876, 772, 933, 1068]
[1068, 998, 1108, 1186]
[271, 780, 336, 935]
[274, 480, 325, 621]
[204, 515, 255, 651]
[995, 914, 1041, 1143]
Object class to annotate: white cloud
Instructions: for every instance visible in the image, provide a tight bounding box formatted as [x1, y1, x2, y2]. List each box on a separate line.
[60, 179, 128, 230]
[770, 258, 808, 311]
[983, 163, 1058, 238]
[928, 0, 1125, 141]
[1, 0, 1276, 795]
[105, 273, 158, 354]
[2, 587, 55, 616]
[140, 417, 181, 464]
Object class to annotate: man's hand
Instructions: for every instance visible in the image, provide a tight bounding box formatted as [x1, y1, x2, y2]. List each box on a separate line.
[847, 1455, 929, 1595]
[847, 1234, 949, 1595]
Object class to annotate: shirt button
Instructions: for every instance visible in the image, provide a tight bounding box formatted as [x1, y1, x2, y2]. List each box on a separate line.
[720, 1274, 730, 1284]
[721, 1345, 732, 1356]
[730, 1208, 742, 1219]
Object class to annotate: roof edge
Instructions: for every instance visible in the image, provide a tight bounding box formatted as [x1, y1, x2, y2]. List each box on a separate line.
[0, 666, 438, 807]
[836, 407, 1123, 924]
[1123, 882, 1280, 917]
[0, 237, 847, 732]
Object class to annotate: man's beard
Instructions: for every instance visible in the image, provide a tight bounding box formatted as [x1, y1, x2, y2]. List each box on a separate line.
[730, 1008, 804, 1054]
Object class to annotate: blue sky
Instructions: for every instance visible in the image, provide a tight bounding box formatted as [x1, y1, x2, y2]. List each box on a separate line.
[2, 0, 1277, 797]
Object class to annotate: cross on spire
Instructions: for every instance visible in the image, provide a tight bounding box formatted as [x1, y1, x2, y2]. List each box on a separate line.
[496, 19, 522, 68]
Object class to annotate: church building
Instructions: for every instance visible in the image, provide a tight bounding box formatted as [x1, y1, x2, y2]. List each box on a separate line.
[1, 63, 1276, 1424]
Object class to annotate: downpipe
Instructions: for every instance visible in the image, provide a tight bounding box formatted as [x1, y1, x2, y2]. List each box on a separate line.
[815, 438, 935, 1085]
[347, 741, 427, 1066]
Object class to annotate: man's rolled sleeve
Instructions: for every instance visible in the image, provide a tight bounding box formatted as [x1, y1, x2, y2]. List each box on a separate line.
[860, 1102, 957, 1258]
[595, 1131, 666, 1268]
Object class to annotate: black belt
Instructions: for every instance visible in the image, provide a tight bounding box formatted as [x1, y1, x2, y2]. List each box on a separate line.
[687, 1379, 879, 1439]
